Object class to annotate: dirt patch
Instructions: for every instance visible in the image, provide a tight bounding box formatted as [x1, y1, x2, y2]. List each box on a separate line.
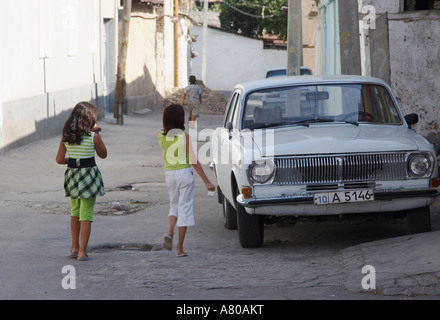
[23, 199, 153, 216]
[94, 200, 153, 216]
[90, 243, 161, 252]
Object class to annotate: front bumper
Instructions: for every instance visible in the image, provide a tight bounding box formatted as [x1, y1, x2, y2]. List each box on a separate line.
[237, 189, 439, 207]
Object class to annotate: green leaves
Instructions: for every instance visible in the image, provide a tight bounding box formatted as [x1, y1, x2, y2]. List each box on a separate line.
[219, 0, 288, 39]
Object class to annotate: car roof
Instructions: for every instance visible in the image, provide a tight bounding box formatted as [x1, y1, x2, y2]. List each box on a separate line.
[235, 75, 390, 92]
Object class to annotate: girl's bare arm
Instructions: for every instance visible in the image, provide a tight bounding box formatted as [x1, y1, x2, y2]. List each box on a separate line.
[55, 139, 68, 164]
[186, 134, 215, 191]
[94, 132, 107, 159]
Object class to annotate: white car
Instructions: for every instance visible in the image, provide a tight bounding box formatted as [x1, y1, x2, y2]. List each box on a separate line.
[211, 75, 439, 248]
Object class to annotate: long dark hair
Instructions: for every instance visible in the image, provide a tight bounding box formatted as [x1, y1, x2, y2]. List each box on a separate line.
[62, 101, 99, 144]
[162, 104, 185, 135]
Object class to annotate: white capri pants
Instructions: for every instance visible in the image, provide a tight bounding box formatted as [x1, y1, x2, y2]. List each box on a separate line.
[165, 167, 195, 227]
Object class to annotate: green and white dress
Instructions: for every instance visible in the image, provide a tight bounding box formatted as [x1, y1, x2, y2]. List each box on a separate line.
[63, 132, 105, 199]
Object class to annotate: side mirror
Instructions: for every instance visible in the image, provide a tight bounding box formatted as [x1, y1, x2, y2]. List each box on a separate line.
[226, 122, 233, 131]
[405, 113, 418, 128]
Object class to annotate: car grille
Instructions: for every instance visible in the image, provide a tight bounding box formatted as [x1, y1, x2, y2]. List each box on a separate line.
[274, 153, 407, 185]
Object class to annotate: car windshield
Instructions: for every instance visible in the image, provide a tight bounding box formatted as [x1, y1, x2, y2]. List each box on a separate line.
[242, 83, 402, 130]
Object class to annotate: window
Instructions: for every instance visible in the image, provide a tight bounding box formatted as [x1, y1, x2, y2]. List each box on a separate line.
[242, 84, 402, 130]
[404, 0, 435, 11]
[224, 92, 240, 129]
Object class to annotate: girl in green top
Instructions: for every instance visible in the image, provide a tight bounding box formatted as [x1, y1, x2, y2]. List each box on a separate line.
[56, 101, 107, 261]
[157, 104, 215, 256]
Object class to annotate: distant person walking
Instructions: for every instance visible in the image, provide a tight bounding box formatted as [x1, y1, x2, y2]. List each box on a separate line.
[56, 102, 107, 261]
[182, 75, 202, 126]
[157, 104, 215, 256]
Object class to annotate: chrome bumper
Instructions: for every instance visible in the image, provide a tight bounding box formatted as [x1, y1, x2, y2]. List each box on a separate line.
[237, 189, 440, 207]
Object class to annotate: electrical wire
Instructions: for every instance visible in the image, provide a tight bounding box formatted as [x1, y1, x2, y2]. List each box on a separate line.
[221, 0, 279, 19]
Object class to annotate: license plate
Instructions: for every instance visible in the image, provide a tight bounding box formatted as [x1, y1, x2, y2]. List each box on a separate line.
[314, 189, 374, 205]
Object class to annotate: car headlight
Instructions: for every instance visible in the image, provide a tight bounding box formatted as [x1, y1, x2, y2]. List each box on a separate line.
[408, 153, 432, 177]
[249, 159, 276, 184]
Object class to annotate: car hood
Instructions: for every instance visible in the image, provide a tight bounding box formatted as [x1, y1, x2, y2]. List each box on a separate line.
[248, 124, 427, 157]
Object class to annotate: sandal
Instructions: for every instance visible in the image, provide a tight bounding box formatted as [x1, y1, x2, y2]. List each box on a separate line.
[77, 255, 89, 261]
[69, 251, 78, 258]
[176, 252, 188, 257]
[163, 234, 173, 251]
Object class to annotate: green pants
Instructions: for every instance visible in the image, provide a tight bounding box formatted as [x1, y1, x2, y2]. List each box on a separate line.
[70, 197, 96, 222]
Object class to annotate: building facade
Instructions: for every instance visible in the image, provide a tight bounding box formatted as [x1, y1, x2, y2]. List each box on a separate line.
[316, 0, 440, 136]
[0, 0, 119, 153]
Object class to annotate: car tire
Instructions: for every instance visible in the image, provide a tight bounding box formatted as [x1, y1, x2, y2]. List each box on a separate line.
[222, 193, 237, 230]
[235, 188, 264, 248]
[407, 206, 431, 234]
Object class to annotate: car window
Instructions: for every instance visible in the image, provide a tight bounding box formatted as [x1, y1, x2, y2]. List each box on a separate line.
[265, 67, 312, 78]
[224, 92, 240, 128]
[242, 84, 402, 130]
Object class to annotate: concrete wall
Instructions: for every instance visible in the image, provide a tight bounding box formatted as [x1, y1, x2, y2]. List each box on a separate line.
[157, 0, 175, 94]
[1, 84, 106, 151]
[359, 0, 440, 136]
[189, 0, 318, 91]
[126, 3, 160, 113]
[0, 0, 118, 153]
[359, 0, 402, 14]
[388, 11, 440, 135]
[125, 2, 192, 113]
[190, 26, 287, 91]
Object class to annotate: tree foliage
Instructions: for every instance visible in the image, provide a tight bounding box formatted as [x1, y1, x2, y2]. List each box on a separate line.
[219, 0, 288, 39]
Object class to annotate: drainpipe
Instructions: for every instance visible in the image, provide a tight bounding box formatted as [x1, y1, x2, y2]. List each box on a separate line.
[317, 0, 338, 75]
[114, 0, 131, 124]
[201, 0, 208, 84]
[174, 0, 178, 87]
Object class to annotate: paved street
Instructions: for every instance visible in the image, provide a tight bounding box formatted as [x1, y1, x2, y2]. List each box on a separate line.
[1, 111, 440, 301]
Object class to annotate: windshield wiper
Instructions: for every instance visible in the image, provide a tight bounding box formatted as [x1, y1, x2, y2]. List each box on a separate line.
[291, 118, 359, 127]
[335, 120, 359, 126]
[290, 119, 311, 127]
[290, 118, 333, 127]
[256, 118, 359, 129]
[255, 121, 289, 129]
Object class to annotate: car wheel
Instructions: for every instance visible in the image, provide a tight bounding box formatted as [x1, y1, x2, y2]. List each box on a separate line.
[222, 193, 237, 230]
[407, 206, 431, 234]
[235, 188, 264, 248]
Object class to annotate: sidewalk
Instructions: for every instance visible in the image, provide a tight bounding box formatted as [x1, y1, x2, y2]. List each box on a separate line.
[0, 111, 439, 299]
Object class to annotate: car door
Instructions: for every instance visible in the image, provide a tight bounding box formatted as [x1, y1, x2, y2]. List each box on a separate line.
[213, 90, 241, 204]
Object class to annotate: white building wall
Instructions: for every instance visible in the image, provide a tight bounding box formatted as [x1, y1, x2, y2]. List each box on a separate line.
[0, 0, 118, 153]
[163, 0, 175, 90]
[1, 1, 45, 101]
[178, 16, 191, 89]
[190, 26, 287, 91]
